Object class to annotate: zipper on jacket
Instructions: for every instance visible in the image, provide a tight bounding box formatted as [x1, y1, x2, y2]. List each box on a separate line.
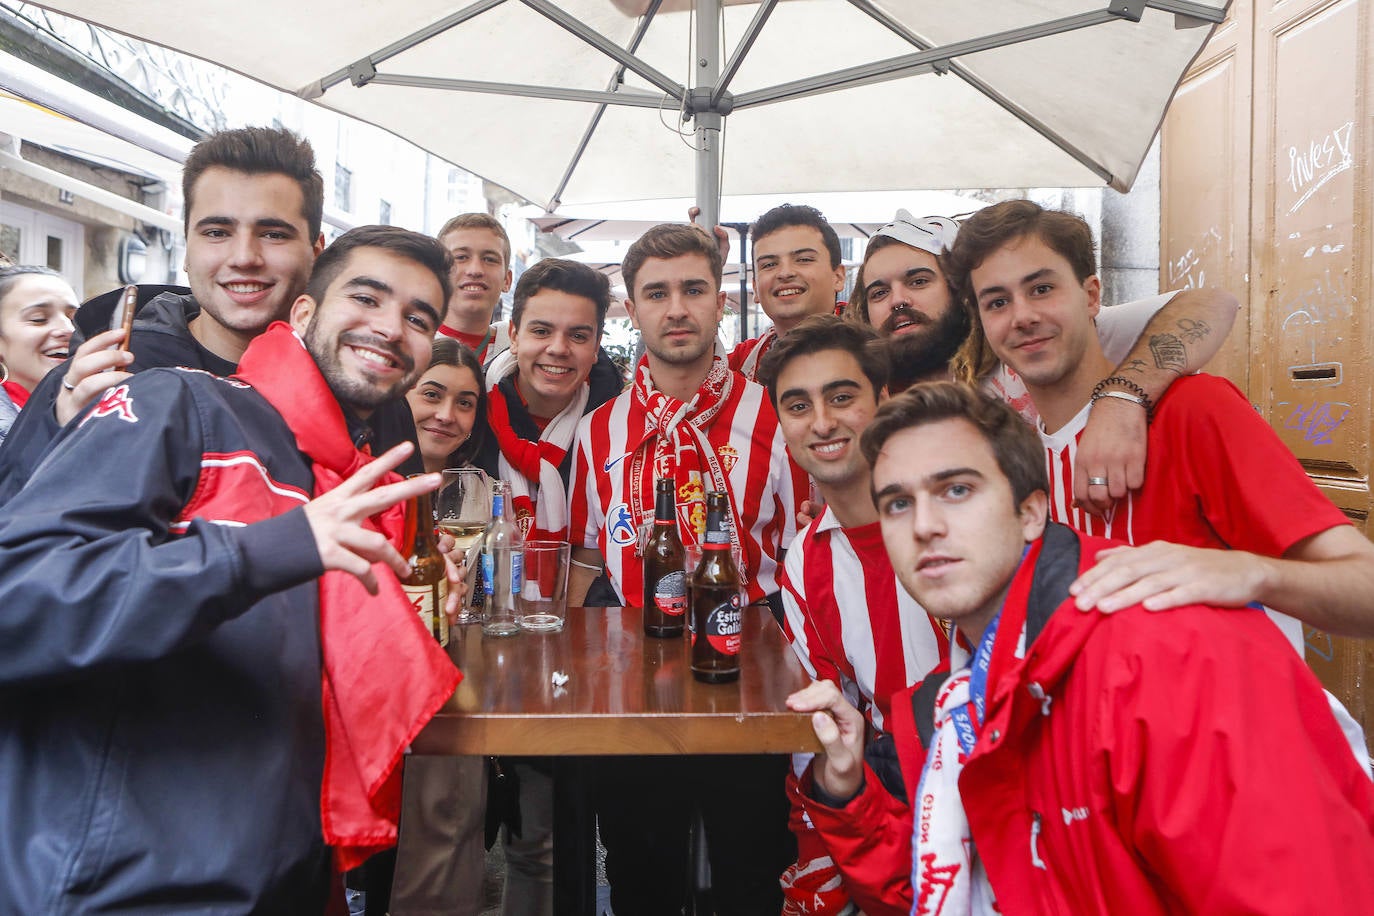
[1030, 811, 1047, 870]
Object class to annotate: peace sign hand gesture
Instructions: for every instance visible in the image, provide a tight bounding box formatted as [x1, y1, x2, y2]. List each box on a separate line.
[302, 442, 440, 595]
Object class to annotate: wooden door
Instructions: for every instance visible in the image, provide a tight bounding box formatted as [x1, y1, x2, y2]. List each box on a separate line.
[1160, 2, 1252, 390]
[1162, 0, 1374, 729]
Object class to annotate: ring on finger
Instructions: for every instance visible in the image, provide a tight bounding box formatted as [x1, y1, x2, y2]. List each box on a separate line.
[61, 377, 77, 392]
[1087, 476, 1109, 487]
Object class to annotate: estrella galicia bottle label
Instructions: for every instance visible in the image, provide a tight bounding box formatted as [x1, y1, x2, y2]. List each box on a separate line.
[703, 592, 742, 655]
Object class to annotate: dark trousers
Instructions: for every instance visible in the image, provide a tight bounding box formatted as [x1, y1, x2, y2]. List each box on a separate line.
[594, 754, 794, 916]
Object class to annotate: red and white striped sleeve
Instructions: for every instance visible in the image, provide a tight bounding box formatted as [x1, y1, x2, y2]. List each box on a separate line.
[568, 416, 603, 552]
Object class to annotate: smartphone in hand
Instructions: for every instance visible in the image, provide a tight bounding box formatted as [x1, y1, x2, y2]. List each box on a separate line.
[110, 285, 138, 353]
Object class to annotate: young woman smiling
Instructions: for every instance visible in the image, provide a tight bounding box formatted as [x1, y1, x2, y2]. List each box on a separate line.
[405, 336, 485, 474]
[0, 266, 78, 446]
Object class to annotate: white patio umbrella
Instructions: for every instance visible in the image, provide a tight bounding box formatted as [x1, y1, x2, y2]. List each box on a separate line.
[28, 0, 1229, 227]
[521, 188, 987, 240]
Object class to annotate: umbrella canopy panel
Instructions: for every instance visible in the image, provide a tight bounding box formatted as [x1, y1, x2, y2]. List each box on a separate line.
[31, 0, 1228, 208]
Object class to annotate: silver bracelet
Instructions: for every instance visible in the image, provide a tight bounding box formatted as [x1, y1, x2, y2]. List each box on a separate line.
[1091, 389, 1149, 410]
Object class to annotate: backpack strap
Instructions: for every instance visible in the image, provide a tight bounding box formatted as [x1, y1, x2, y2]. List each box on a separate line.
[1024, 521, 1082, 648]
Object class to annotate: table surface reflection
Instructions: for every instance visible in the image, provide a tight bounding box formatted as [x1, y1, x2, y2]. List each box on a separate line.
[411, 606, 821, 756]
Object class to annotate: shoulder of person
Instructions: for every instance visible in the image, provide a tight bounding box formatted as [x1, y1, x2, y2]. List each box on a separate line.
[587, 346, 624, 408]
[1151, 372, 1249, 421]
[72, 285, 191, 345]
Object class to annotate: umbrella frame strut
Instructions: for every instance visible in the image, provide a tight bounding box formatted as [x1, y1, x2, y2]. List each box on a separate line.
[550, 0, 667, 210]
[304, 0, 1228, 212]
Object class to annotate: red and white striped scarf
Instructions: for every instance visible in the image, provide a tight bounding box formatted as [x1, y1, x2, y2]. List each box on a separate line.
[483, 351, 588, 541]
[626, 354, 745, 581]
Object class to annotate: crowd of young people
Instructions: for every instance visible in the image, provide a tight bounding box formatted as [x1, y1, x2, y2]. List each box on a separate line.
[0, 122, 1370, 916]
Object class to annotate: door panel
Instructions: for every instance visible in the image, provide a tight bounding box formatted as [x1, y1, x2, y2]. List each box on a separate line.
[1161, 6, 1251, 389]
[1162, 0, 1374, 731]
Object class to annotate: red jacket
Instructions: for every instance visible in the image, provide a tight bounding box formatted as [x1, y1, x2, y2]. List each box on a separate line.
[804, 524, 1374, 915]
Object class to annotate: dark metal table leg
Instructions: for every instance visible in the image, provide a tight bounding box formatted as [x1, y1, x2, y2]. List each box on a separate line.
[553, 757, 596, 915]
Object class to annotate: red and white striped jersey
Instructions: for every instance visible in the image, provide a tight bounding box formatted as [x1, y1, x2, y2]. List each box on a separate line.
[1041, 373, 1348, 553]
[1039, 400, 1139, 541]
[780, 508, 948, 733]
[729, 302, 846, 383]
[728, 328, 778, 382]
[570, 372, 807, 605]
[1040, 374, 1351, 651]
[436, 320, 511, 367]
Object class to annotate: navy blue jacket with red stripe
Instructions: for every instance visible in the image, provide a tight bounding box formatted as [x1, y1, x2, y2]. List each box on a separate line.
[0, 285, 422, 504]
[0, 365, 335, 913]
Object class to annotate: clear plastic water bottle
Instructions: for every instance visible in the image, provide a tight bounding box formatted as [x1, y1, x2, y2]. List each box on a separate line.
[479, 479, 524, 637]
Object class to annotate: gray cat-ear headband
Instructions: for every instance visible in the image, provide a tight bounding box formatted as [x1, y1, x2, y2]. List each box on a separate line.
[873, 209, 960, 256]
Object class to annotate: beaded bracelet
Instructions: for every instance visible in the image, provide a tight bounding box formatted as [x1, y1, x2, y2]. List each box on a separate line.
[1091, 375, 1155, 420]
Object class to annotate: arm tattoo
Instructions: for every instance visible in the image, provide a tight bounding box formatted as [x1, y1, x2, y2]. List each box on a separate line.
[1120, 358, 1149, 376]
[1148, 334, 1188, 374]
[1176, 318, 1211, 343]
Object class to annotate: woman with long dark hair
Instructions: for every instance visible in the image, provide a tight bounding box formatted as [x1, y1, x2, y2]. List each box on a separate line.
[405, 336, 486, 473]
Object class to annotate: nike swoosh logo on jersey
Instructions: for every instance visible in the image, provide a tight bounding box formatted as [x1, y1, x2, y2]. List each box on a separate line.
[603, 452, 631, 473]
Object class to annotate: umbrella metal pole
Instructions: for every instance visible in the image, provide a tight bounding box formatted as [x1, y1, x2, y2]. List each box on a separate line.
[693, 0, 722, 232]
[722, 222, 750, 343]
[738, 224, 750, 342]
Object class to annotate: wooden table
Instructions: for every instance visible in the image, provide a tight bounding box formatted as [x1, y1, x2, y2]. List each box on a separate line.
[411, 605, 820, 914]
[413, 605, 821, 756]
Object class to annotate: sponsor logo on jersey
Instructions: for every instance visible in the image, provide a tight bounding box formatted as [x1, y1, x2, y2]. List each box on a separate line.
[86, 384, 139, 425]
[608, 502, 637, 547]
[717, 443, 739, 474]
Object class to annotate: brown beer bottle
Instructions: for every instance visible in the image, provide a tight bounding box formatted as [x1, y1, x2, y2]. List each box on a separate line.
[690, 491, 742, 683]
[643, 477, 687, 637]
[400, 486, 448, 646]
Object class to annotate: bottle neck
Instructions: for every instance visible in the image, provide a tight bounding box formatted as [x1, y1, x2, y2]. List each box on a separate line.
[703, 508, 730, 545]
[410, 492, 437, 551]
[654, 487, 675, 522]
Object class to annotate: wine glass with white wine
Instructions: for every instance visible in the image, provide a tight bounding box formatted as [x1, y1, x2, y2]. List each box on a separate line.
[436, 467, 490, 625]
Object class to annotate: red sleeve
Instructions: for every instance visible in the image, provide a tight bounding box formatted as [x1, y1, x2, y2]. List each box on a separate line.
[799, 681, 935, 916]
[799, 761, 914, 916]
[778, 448, 810, 551]
[1098, 606, 1374, 913]
[567, 422, 600, 551]
[727, 338, 751, 373]
[1155, 376, 1349, 556]
[779, 534, 843, 687]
